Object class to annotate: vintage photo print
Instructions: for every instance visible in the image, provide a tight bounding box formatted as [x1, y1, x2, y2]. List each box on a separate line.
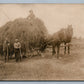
[0, 4, 84, 80]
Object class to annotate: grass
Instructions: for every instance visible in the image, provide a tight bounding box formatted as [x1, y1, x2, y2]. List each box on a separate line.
[0, 39, 84, 80]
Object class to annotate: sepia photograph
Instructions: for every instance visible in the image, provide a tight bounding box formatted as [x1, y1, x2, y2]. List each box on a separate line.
[0, 4, 84, 80]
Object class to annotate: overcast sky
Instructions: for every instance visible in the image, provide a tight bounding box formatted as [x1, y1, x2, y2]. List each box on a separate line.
[0, 4, 84, 38]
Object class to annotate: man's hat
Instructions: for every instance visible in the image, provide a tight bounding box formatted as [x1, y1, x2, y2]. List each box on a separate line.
[15, 39, 19, 42]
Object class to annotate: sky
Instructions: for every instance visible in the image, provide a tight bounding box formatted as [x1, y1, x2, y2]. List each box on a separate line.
[0, 4, 84, 38]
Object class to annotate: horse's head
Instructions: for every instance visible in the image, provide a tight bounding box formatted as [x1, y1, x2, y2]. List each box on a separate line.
[65, 25, 73, 42]
[67, 25, 73, 35]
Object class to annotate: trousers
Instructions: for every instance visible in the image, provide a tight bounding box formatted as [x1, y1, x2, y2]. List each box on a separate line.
[14, 48, 21, 62]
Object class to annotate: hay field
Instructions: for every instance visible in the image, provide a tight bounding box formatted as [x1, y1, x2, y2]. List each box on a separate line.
[0, 39, 84, 80]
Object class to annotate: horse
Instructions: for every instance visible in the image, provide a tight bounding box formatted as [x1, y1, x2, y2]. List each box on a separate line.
[42, 25, 73, 58]
[60, 25, 73, 54]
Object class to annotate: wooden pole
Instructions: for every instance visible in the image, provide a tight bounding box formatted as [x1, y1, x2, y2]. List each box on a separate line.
[64, 43, 66, 54]
[57, 45, 60, 59]
[68, 44, 70, 54]
[7, 44, 9, 61]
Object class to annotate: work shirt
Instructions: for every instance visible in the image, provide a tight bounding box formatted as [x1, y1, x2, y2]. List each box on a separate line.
[14, 42, 21, 49]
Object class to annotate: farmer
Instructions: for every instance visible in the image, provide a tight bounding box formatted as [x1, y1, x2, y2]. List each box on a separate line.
[3, 38, 10, 62]
[14, 39, 21, 62]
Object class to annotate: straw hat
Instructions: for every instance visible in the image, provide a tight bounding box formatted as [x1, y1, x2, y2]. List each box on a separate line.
[15, 39, 19, 42]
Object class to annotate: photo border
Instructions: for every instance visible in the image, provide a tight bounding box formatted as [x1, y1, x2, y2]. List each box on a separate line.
[0, 0, 84, 84]
[0, 0, 84, 3]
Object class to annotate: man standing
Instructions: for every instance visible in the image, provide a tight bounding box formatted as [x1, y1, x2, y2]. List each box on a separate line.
[3, 38, 10, 62]
[14, 39, 21, 62]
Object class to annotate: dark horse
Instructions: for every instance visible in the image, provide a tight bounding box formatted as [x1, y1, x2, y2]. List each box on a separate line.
[42, 25, 73, 59]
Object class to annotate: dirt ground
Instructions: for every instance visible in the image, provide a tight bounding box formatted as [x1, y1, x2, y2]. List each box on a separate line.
[0, 39, 84, 80]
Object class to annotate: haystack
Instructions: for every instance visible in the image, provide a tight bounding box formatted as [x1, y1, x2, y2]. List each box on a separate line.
[0, 10, 48, 54]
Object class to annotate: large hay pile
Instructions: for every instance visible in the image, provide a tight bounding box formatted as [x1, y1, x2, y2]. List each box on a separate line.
[0, 10, 48, 54]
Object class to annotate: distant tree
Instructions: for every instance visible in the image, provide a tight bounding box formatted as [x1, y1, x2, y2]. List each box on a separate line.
[73, 36, 77, 40]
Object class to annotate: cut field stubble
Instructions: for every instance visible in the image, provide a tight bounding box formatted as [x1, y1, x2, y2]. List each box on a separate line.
[0, 39, 84, 80]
